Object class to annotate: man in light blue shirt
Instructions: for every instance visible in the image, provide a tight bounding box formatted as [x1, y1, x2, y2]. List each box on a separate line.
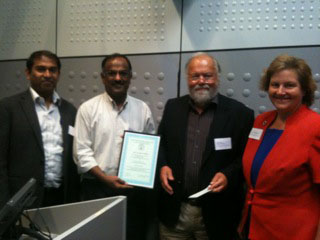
[0, 50, 79, 208]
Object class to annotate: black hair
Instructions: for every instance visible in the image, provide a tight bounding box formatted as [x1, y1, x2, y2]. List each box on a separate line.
[101, 53, 132, 72]
[26, 50, 61, 72]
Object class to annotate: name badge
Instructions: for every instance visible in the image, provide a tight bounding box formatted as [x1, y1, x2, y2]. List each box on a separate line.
[249, 128, 263, 140]
[68, 126, 75, 136]
[214, 138, 232, 150]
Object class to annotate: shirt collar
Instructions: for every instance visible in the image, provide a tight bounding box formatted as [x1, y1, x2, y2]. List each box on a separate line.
[104, 92, 128, 111]
[29, 87, 61, 106]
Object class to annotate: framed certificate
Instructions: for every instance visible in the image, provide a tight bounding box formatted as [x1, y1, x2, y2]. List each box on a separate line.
[118, 131, 160, 188]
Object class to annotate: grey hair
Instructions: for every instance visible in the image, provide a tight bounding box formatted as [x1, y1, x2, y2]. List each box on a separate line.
[185, 52, 221, 74]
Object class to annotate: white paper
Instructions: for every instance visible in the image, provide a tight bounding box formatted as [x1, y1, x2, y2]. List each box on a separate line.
[214, 137, 232, 150]
[189, 186, 211, 199]
[68, 126, 75, 136]
[249, 128, 263, 140]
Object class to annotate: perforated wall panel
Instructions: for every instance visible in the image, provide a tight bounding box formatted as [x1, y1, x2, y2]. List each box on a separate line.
[182, 0, 320, 51]
[0, 61, 27, 98]
[57, 0, 182, 56]
[0, 0, 56, 60]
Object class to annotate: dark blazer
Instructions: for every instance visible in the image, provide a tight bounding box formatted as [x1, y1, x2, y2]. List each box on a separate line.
[0, 90, 79, 208]
[157, 94, 254, 240]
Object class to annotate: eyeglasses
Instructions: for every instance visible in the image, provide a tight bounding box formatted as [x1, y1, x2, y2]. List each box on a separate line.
[188, 73, 216, 82]
[103, 70, 131, 78]
[35, 66, 59, 74]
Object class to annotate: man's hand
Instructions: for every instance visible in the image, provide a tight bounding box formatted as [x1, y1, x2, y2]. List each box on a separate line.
[89, 166, 132, 189]
[208, 172, 228, 192]
[160, 166, 174, 195]
[105, 175, 133, 189]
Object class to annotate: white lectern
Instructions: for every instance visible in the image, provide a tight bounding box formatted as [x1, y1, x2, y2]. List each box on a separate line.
[21, 196, 126, 240]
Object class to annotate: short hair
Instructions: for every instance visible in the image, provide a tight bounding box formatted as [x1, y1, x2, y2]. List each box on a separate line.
[26, 50, 61, 72]
[260, 54, 317, 106]
[101, 53, 132, 72]
[185, 52, 221, 74]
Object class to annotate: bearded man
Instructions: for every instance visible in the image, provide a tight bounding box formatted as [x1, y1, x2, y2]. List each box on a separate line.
[157, 52, 254, 240]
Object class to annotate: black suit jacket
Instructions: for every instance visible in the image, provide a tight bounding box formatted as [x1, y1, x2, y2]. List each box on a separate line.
[157, 94, 254, 239]
[0, 90, 79, 208]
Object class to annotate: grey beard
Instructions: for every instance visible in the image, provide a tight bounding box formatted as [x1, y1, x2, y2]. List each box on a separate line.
[190, 84, 217, 107]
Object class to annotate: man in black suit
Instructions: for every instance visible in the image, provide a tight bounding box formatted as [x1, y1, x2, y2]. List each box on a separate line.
[158, 53, 254, 239]
[0, 50, 79, 208]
